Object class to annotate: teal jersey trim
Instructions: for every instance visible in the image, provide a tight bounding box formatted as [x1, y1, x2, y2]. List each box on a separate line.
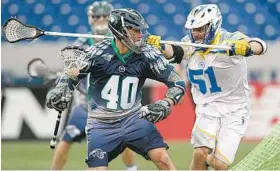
[110, 39, 133, 64]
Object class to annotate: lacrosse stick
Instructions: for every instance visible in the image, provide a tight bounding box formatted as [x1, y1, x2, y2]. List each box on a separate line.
[49, 47, 89, 149]
[27, 58, 64, 149]
[2, 18, 110, 43]
[57, 46, 90, 79]
[27, 58, 61, 82]
[50, 110, 62, 149]
[26, 58, 63, 149]
[3, 18, 230, 50]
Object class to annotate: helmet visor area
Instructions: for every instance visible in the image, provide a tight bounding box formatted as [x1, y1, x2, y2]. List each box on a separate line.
[123, 26, 148, 53]
[189, 23, 211, 44]
[120, 15, 149, 53]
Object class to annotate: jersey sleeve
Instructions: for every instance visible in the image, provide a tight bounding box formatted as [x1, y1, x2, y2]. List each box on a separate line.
[143, 46, 184, 88]
[72, 37, 90, 49]
[227, 31, 250, 41]
[180, 35, 193, 63]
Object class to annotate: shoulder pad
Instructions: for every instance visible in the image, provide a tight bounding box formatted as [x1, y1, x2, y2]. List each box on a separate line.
[141, 44, 170, 73]
[87, 39, 111, 56]
[227, 31, 249, 41]
[73, 37, 88, 47]
[141, 44, 164, 60]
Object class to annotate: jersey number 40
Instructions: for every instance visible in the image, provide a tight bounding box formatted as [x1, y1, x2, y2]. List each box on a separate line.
[188, 67, 222, 94]
[101, 75, 139, 109]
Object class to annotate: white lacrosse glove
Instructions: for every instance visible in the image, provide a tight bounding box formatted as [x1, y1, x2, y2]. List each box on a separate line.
[46, 76, 73, 112]
[139, 100, 171, 123]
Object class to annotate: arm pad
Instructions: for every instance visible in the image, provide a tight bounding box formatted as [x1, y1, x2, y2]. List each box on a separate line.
[249, 38, 267, 55]
[165, 81, 186, 105]
[169, 45, 184, 64]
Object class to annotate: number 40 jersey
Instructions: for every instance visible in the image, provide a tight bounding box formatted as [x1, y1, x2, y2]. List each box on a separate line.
[182, 29, 250, 105]
[82, 38, 184, 121]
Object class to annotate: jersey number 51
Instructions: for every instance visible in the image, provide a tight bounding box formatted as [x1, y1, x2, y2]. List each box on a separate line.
[188, 67, 222, 94]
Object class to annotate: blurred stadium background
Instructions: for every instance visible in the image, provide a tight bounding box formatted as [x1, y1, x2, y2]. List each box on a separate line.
[1, 0, 280, 170]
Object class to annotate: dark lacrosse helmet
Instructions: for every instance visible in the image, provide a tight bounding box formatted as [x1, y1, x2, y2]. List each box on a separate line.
[108, 8, 149, 54]
[87, 1, 114, 35]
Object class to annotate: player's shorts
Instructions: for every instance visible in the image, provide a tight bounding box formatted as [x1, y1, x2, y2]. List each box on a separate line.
[60, 104, 87, 142]
[85, 113, 168, 167]
[191, 101, 250, 165]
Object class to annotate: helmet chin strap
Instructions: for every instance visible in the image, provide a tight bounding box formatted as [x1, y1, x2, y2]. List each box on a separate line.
[134, 40, 142, 47]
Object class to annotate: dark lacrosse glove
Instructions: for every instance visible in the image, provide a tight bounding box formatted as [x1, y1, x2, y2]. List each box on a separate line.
[139, 100, 171, 123]
[46, 76, 73, 112]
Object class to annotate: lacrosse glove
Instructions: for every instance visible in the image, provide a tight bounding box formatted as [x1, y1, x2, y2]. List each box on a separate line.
[146, 35, 165, 52]
[139, 100, 171, 123]
[46, 76, 73, 112]
[226, 40, 253, 57]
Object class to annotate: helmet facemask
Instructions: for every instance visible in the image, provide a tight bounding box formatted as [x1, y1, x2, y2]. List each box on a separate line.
[120, 16, 148, 54]
[185, 4, 222, 45]
[108, 9, 149, 54]
[188, 22, 216, 45]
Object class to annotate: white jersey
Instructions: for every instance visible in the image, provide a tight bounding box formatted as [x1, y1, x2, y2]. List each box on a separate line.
[182, 29, 251, 105]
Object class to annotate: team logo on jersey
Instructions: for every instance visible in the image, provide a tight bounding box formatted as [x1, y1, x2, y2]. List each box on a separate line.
[118, 65, 126, 72]
[65, 125, 81, 138]
[89, 149, 106, 159]
[102, 53, 114, 61]
[198, 62, 206, 68]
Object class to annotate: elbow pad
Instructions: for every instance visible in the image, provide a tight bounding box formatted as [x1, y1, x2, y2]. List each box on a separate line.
[165, 80, 186, 105]
[249, 38, 267, 55]
[169, 45, 184, 64]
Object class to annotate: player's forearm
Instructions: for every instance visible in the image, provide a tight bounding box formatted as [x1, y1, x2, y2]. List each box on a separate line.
[164, 70, 186, 106]
[54, 73, 75, 91]
[249, 38, 267, 55]
[163, 97, 176, 107]
[162, 44, 185, 64]
[164, 84, 186, 107]
[63, 58, 92, 87]
[162, 44, 174, 59]
[57, 71, 87, 91]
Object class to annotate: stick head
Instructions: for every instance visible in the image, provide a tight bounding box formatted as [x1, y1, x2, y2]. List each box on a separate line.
[2, 18, 44, 43]
[27, 58, 58, 81]
[57, 46, 90, 80]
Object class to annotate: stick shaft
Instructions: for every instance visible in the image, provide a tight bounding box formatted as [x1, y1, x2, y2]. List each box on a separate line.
[43, 31, 230, 50]
[160, 40, 231, 50]
[44, 31, 111, 39]
[50, 111, 62, 149]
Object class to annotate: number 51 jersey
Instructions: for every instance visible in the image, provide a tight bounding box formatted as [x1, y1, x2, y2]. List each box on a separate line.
[182, 29, 250, 105]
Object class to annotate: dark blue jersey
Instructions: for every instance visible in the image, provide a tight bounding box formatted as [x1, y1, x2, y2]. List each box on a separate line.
[73, 38, 185, 120]
[71, 33, 112, 109]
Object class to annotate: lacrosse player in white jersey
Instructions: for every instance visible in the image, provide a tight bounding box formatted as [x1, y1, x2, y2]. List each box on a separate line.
[147, 4, 267, 170]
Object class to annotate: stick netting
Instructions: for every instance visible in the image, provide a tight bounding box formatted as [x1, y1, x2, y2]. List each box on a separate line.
[3, 18, 40, 43]
[231, 123, 280, 170]
[58, 47, 90, 78]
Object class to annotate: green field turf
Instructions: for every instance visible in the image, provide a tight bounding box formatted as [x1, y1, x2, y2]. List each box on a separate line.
[1, 141, 258, 170]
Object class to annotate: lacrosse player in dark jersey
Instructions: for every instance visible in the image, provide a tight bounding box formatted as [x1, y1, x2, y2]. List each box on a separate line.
[51, 2, 137, 170]
[46, 8, 186, 170]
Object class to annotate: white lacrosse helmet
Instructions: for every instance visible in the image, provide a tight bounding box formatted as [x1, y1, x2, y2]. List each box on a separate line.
[185, 4, 222, 44]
